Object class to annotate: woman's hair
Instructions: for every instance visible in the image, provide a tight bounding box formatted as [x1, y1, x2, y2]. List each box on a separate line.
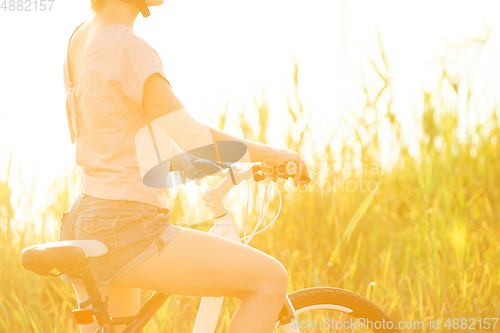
[90, 0, 149, 17]
[90, 0, 105, 13]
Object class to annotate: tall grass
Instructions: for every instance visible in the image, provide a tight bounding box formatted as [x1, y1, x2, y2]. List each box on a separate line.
[1, 35, 499, 332]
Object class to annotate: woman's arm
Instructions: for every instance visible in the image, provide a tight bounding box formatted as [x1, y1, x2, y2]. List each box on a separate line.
[143, 74, 279, 162]
[142, 73, 309, 185]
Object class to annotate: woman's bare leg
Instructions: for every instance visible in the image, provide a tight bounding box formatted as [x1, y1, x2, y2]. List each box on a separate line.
[72, 284, 141, 333]
[111, 227, 288, 333]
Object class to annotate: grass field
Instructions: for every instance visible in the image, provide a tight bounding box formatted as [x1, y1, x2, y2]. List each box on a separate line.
[1, 44, 499, 332]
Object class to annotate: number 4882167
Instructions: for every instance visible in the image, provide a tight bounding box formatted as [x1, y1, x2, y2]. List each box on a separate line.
[1, 0, 55, 11]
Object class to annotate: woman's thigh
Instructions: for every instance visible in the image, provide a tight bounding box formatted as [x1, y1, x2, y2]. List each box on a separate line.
[111, 227, 288, 299]
[73, 284, 141, 333]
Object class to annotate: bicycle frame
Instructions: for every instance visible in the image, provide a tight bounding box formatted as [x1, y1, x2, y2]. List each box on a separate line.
[23, 162, 393, 333]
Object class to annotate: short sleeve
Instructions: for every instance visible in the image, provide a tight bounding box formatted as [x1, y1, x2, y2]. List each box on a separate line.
[120, 37, 171, 107]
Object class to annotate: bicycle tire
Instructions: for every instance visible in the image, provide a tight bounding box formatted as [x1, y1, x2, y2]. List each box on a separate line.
[277, 287, 400, 332]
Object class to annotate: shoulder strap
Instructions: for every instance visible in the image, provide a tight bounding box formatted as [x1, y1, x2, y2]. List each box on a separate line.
[65, 21, 86, 144]
[66, 21, 87, 87]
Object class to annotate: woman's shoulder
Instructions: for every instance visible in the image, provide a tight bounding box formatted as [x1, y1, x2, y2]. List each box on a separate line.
[108, 26, 155, 49]
[104, 27, 160, 61]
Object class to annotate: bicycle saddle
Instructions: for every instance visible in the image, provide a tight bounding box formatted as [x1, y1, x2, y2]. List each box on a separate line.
[20, 240, 108, 276]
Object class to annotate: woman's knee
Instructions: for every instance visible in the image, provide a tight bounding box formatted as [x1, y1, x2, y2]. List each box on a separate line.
[252, 258, 288, 300]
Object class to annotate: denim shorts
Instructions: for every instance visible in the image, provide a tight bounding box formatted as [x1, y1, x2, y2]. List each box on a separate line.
[58, 193, 181, 286]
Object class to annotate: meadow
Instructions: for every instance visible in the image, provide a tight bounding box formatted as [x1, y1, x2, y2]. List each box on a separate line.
[1, 38, 499, 332]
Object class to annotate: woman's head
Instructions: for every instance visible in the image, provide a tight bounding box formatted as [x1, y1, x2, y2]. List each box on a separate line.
[90, 0, 105, 13]
[90, 0, 163, 15]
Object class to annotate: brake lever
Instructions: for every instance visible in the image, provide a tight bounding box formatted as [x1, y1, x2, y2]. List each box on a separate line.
[254, 172, 266, 182]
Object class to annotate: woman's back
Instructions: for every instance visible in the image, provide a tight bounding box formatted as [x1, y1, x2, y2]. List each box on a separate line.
[64, 21, 171, 208]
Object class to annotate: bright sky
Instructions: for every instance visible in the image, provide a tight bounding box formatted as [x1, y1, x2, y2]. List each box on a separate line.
[1, 0, 500, 214]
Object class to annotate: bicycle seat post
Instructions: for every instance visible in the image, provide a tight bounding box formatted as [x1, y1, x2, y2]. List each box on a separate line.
[79, 268, 116, 333]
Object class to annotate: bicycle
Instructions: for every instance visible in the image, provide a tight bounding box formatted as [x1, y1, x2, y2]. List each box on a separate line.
[21, 159, 400, 332]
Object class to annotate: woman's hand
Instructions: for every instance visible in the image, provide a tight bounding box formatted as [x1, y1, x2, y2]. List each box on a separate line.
[261, 148, 310, 187]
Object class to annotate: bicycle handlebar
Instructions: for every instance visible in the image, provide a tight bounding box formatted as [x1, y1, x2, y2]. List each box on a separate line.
[171, 155, 310, 184]
[214, 161, 311, 202]
[170, 157, 311, 213]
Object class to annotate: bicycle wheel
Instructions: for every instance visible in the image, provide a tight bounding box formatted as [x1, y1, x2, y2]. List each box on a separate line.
[276, 287, 400, 332]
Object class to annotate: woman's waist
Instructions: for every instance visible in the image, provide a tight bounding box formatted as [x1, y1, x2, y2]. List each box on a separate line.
[80, 174, 168, 209]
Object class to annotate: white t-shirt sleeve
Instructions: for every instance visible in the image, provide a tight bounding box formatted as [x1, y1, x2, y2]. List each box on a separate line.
[121, 36, 171, 107]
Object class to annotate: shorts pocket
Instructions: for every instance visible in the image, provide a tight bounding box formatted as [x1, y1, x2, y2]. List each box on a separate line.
[75, 215, 120, 265]
[141, 206, 170, 228]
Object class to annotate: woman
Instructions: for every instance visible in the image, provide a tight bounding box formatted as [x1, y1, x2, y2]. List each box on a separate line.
[60, 0, 310, 332]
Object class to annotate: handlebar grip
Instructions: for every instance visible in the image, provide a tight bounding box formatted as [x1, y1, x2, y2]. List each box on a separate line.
[254, 173, 266, 182]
